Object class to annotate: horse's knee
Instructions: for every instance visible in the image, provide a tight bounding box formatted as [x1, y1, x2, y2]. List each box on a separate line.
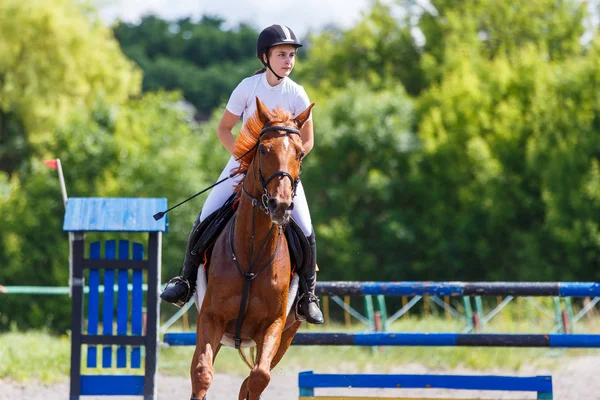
[248, 366, 270, 394]
[192, 354, 214, 387]
[192, 365, 213, 388]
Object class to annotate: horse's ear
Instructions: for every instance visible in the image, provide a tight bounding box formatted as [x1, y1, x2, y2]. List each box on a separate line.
[293, 103, 315, 128]
[255, 97, 271, 125]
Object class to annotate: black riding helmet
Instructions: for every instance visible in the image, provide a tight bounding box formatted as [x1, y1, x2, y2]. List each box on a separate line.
[256, 24, 303, 80]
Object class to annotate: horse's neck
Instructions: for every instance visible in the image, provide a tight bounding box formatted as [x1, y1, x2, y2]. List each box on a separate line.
[234, 182, 280, 266]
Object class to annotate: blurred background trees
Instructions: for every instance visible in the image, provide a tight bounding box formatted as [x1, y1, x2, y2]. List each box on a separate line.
[1, 0, 600, 331]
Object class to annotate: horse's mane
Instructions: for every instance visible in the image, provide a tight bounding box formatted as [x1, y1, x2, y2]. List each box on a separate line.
[232, 107, 296, 196]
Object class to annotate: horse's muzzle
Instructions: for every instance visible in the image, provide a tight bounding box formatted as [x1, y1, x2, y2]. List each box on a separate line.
[267, 197, 293, 225]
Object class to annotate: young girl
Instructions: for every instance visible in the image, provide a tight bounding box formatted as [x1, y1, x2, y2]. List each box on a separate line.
[161, 24, 324, 324]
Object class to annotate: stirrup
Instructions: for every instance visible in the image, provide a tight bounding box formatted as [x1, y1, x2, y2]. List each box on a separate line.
[295, 292, 320, 320]
[162, 276, 193, 308]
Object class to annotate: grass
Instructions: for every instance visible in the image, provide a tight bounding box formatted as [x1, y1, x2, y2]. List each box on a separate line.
[2, 313, 599, 383]
[0, 330, 71, 383]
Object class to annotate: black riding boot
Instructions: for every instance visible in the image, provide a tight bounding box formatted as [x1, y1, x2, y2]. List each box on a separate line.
[160, 259, 198, 308]
[160, 213, 204, 307]
[298, 230, 324, 324]
[161, 194, 237, 308]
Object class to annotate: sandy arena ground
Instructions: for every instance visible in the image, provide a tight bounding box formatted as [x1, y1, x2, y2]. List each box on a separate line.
[1, 353, 598, 399]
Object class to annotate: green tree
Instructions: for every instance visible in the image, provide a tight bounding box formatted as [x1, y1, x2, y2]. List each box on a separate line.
[0, 0, 140, 176]
[410, 1, 600, 281]
[0, 0, 220, 331]
[0, 90, 216, 332]
[301, 0, 600, 282]
[112, 16, 260, 118]
[417, 0, 587, 84]
[302, 83, 416, 281]
[297, 1, 424, 95]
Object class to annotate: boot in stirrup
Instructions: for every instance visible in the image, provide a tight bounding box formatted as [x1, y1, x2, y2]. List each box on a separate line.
[297, 230, 324, 324]
[160, 260, 198, 307]
[161, 214, 203, 307]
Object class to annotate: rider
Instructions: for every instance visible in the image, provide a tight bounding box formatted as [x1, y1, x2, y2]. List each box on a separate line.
[160, 24, 324, 325]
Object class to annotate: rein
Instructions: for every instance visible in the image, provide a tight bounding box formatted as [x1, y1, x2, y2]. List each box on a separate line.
[231, 124, 301, 349]
[152, 125, 301, 221]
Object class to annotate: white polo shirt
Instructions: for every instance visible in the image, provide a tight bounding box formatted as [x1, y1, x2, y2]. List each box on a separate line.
[225, 72, 312, 124]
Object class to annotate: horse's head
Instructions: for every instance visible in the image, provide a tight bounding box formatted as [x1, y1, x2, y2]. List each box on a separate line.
[234, 97, 314, 225]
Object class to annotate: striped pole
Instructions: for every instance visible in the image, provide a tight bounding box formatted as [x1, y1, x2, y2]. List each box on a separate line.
[315, 281, 600, 297]
[163, 332, 600, 348]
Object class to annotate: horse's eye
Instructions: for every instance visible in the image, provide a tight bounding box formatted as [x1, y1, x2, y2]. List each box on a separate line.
[259, 144, 267, 155]
[298, 151, 306, 161]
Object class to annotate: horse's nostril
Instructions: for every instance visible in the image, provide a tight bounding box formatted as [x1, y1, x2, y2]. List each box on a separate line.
[267, 197, 278, 211]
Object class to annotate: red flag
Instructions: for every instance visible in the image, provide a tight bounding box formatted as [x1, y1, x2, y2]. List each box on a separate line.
[44, 159, 58, 170]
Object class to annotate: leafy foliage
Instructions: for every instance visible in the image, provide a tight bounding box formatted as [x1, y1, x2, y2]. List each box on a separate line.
[2, 0, 600, 331]
[112, 16, 260, 118]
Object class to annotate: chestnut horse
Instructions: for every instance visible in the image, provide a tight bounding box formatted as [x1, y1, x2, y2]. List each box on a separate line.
[190, 97, 315, 400]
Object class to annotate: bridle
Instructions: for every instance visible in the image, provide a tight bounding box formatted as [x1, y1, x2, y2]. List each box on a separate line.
[240, 125, 302, 214]
[151, 125, 303, 221]
[231, 123, 303, 349]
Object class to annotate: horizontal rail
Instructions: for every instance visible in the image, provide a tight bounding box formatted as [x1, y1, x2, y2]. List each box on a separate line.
[315, 281, 600, 297]
[0, 284, 149, 295]
[298, 371, 553, 392]
[299, 397, 462, 400]
[84, 259, 148, 270]
[80, 375, 145, 396]
[163, 332, 600, 348]
[5, 281, 600, 297]
[82, 335, 146, 346]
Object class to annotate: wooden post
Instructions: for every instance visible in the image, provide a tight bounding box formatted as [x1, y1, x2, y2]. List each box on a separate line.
[444, 296, 450, 320]
[183, 310, 189, 331]
[322, 296, 330, 326]
[344, 296, 351, 327]
[561, 309, 570, 334]
[69, 233, 85, 400]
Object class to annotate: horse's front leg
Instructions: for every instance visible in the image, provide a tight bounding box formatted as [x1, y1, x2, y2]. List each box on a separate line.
[246, 317, 285, 400]
[270, 317, 302, 370]
[190, 310, 224, 400]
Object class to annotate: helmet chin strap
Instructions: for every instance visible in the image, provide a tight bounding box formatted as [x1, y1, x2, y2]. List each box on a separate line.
[265, 57, 284, 81]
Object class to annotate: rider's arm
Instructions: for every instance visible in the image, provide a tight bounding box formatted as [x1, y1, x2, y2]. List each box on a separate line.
[300, 119, 314, 155]
[217, 109, 241, 155]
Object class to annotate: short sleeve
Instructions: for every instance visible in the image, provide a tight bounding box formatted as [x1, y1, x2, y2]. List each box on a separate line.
[225, 79, 247, 116]
[295, 86, 312, 121]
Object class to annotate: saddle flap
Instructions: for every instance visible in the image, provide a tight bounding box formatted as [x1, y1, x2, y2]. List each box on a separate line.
[284, 218, 310, 274]
[191, 193, 238, 268]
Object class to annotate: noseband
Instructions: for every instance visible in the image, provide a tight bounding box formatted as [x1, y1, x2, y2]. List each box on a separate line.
[241, 125, 302, 214]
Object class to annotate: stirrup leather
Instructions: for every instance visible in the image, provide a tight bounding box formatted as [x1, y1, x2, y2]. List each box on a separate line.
[163, 276, 193, 308]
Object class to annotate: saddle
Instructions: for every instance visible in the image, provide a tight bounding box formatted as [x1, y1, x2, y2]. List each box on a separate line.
[190, 194, 309, 276]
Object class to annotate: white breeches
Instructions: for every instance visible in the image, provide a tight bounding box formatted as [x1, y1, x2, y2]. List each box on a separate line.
[200, 155, 313, 236]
